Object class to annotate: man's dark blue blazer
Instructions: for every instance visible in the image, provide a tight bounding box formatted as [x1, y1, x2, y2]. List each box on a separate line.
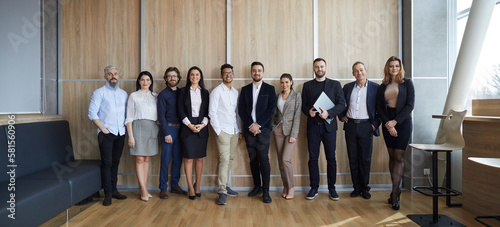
[238, 82, 276, 133]
[339, 80, 381, 136]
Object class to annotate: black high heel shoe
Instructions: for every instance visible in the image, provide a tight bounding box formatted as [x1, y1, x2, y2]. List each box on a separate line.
[392, 202, 400, 210]
[390, 190, 401, 210]
[194, 182, 201, 197]
[188, 186, 196, 200]
[388, 190, 402, 204]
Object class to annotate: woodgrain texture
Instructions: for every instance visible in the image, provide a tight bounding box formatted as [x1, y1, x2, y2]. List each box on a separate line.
[230, 0, 314, 79]
[319, 0, 399, 79]
[462, 119, 500, 216]
[61, 0, 396, 190]
[472, 99, 500, 117]
[0, 115, 62, 125]
[61, 0, 141, 79]
[144, 0, 226, 81]
[42, 191, 478, 227]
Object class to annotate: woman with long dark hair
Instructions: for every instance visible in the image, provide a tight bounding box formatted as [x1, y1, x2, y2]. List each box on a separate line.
[376, 56, 415, 210]
[177, 66, 210, 200]
[125, 71, 158, 202]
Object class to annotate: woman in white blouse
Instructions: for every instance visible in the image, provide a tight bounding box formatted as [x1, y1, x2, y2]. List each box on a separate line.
[125, 71, 158, 202]
[177, 66, 210, 200]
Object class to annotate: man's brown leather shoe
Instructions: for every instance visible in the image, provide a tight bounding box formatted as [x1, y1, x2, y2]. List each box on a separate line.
[171, 187, 187, 195]
[159, 190, 169, 199]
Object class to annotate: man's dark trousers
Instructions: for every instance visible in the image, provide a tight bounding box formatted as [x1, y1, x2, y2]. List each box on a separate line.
[244, 131, 271, 190]
[345, 120, 373, 192]
[307, 123, 337, 190]
[98, 132, 125, 195]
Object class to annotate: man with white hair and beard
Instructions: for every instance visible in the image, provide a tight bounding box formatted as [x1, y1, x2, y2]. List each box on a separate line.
[88, 65, 129, 206]
[301, 58, 345, 201]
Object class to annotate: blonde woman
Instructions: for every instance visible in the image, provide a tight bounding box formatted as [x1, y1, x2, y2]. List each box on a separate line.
[376, 56, 415, 210]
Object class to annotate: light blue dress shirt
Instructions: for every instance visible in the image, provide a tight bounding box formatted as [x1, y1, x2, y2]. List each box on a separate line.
[88, 83, 128, 136]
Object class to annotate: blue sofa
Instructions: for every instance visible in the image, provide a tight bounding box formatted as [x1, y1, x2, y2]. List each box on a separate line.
[0, 120, 101, 226]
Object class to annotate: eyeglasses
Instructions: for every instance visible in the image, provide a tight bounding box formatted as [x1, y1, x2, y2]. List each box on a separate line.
[166, 75, 178, 78]
[223, 72, 234, 75]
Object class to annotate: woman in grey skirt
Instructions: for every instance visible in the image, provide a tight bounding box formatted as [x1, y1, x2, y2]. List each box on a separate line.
[126, 71, 159, 202]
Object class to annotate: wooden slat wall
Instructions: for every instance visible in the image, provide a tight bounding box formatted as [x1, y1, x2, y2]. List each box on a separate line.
[319, 0, 400, 79]
[318, 0, 399, 179]
[144, 0, 226, 80]
[472, 99, 500, 117]
[62, 0, 398, 190]
[61, 0, 141, 165]
[462, 119, 500, 215]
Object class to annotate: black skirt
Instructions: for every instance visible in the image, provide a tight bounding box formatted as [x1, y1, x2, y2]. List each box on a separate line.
[180, 117, 208, 159]
[382, 107, 412, 150]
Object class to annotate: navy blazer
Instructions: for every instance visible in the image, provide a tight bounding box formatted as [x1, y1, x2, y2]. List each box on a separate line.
[238, 82, 276, 133]
[339, 80, 381, 136]
[376, 78, 415, 124]
[177, 86, 210, 138]
[301, 78, 345, 133]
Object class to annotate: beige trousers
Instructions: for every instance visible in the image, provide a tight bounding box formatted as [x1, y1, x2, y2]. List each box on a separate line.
[216, 131, 239, 194]
[273, 124, 296, 188]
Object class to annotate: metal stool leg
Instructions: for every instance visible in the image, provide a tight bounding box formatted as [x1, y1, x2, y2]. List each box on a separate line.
[446, 151, 462, 207]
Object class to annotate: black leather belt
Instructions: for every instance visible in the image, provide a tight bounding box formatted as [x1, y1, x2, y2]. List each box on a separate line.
[348, 118, 369, 124]
[167, 123, 181, 128]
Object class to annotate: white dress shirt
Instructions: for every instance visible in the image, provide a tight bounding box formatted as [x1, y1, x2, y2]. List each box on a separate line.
[182, 86, 209, 126]
[88, 82, 128, 135]
[209, 83, 240, 135]
[346, 82, 369, 119]
[251, 83, 262, 123]
[125, 90, 158, 124]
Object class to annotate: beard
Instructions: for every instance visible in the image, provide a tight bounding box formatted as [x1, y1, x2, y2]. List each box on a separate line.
[107, 81, 118, 89]
[315, 72, 325, 78]
[252, 77, 262, 83]
[167, 80, 178, 87]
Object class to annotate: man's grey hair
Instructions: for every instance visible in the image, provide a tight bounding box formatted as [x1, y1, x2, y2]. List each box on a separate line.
[352, 61, 366, 71]
[104, 65, 117, 75]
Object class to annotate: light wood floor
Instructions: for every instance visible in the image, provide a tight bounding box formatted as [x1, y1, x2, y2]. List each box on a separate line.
[42, 190, 483, 227]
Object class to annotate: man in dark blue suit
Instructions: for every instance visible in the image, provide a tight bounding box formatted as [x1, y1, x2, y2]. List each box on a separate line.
[302, 58, 345, 201]
[339, 61, 380, 199]
[238, 61, 276, 203]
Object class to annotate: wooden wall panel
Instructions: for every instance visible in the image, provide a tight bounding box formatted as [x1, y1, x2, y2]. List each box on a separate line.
[231, 0, 314, 79]
[144, 0, 226, 81]
[472, 99, 500, 117]
[61, 0, 141, 79]
[61, 0, 397, 190]
[462, 119, 500, 215]
[319, 0, 399, 79]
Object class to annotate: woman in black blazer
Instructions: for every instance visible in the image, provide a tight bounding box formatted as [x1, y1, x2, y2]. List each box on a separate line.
[177, 66, 210, 200]
[376, 56, 415, 210]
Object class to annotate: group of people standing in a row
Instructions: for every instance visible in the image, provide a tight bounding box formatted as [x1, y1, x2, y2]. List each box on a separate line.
[88, 56, 414, 211]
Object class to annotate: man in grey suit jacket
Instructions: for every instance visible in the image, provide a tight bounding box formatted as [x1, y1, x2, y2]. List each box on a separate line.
[339, 61, 381, 200]
[301, 58, 345, 201]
